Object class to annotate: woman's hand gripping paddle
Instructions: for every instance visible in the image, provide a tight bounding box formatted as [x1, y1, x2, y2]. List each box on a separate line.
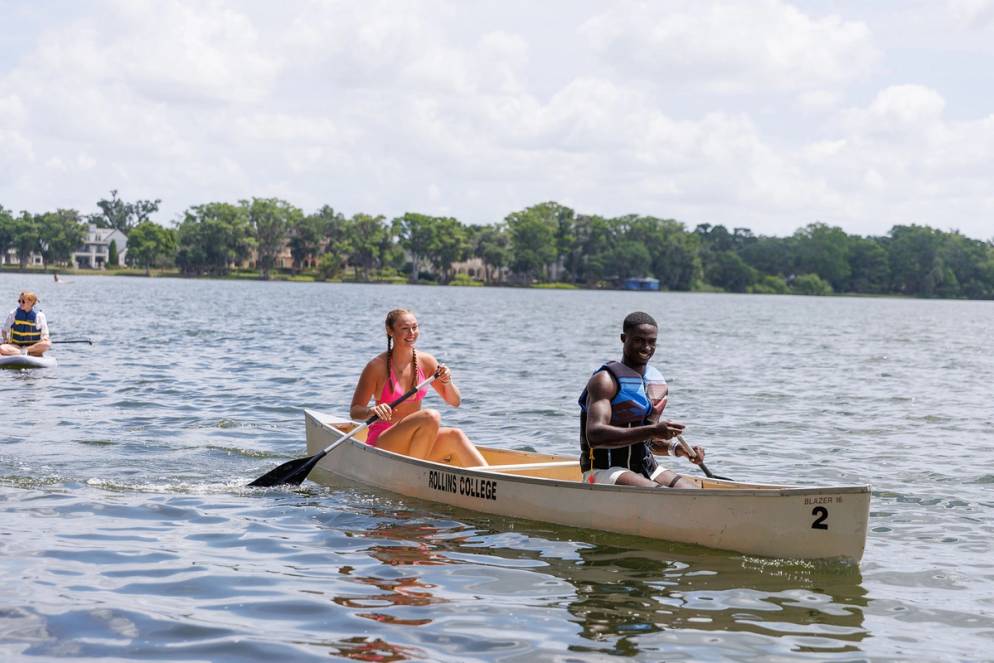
[248, 368, 441, 488]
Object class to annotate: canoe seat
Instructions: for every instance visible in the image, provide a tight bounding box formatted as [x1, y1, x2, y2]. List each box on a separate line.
[467, 460, 581, 481]
[470, 460, 578, 471]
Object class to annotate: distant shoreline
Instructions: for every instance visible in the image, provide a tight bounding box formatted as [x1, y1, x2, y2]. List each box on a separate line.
[3, 264, 991, 301]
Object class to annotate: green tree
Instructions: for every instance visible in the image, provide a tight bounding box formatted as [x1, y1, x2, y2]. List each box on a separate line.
[623, 215, 700, 290]
[749, 274, 790, 294]
[311, 206, 351, 278]
[792, 223, 851, 291]
[288, 212, 326, 273]
[551, 202, 576, 280]
[705, 251, 756, 293]
[472, 223, 511, 284]
[107, 239, 119, 267]
[425, 216, 469, 283]
[0, 205, 13, 264]
[939, 232, 994, 299]
[36, 209, 87, 266]
[886, 224, 945, 296]
[11, 212, 40, 268]
[395, 212, 439, 282]
[506, 203, 559, 281]
[792, 273, 833, 296]
[695, 223, 737, 252]
[126, 220, 177, 275]
[244, 197, 301, 280]
[91, 190, 161, 233]
[847, 236, 890, 294]
[315, 253, 344, 281]
[565, 214, 614, 284]
[739, 236, 793, 277]
[175, 203, 254, 276]
[346, 213, 388, 280]
[605, 240, 652, 280]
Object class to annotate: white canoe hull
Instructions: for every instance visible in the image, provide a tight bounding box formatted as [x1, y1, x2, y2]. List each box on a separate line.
[0, 354, 57, 369]
[304, 410, 870, 562]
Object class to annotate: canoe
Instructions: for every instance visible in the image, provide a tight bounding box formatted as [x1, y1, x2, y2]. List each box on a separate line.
[0, 354, 58, 369]
[304, 410, 870, 562]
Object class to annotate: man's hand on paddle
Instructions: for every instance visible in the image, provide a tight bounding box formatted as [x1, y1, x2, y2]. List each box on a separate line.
[650, 418, 685, 443]
[674, 436, 704, 465]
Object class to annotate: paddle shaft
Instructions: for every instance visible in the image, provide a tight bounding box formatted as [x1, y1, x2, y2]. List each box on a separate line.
[52, 339, 93, 345]
[316, 370, 439, 457]
[247, 367, 440, 487]
[676, 434, 731, 481]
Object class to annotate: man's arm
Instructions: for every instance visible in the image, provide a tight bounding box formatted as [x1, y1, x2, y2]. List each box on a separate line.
[584, 371, 684, 449]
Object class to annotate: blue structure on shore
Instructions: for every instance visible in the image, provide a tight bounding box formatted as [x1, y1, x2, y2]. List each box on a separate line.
[622, 277, 660, 291]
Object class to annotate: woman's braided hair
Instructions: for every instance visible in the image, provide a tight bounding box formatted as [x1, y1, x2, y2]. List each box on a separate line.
[385, 309, 419, 391]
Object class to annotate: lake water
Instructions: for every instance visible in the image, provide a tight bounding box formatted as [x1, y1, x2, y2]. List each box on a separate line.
[2, 274, 992, 661]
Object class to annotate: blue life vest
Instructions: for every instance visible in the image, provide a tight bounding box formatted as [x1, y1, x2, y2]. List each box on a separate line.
[578, 361, 668, 478]
[11, 308, 43, 346]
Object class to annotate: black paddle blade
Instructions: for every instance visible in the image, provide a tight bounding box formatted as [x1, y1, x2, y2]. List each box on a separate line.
[699, 462, 732, 481]
[248, 452, 323, 487]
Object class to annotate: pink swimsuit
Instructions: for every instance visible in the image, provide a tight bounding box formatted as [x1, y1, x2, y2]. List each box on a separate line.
[365, 366, 430, 446]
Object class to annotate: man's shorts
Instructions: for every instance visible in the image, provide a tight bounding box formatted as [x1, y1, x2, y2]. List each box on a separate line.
[582, 464, 668, 485]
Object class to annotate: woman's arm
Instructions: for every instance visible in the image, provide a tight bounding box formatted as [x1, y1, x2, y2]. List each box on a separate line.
[349, 359, 381, 420]
[422, 353, 460, 407]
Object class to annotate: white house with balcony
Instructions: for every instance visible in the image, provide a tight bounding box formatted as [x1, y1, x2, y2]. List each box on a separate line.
[1, 248, 43, 266]
[73, 226, 128, 269]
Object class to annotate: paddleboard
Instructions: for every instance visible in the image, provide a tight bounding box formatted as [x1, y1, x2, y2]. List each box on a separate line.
[0, 354, 58, 369]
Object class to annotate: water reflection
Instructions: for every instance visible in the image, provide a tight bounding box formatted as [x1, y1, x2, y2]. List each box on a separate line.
[555, 544, 867, 657]
[326, 636, 426, 662]
[322, 496, 868, 659]
[333, 517, 464, 630]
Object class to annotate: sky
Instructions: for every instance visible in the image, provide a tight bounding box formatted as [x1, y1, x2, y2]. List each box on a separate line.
[1, 0, 993, 240]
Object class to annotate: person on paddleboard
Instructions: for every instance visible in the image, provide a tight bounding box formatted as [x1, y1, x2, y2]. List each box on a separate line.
[579, 311, 704, 488]
[349, 308, 488, 467]
[1, 291, 52, 357]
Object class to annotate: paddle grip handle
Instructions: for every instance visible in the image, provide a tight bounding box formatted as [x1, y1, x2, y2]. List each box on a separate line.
[363, 367, 442, 425]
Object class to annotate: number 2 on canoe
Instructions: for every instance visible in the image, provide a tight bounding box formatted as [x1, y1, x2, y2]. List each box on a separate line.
[811, 506, 829, 530]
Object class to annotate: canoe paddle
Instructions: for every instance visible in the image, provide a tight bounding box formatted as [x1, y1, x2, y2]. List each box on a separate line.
[248, 367, 441, 488]
[677, 434, 732, 481]
[53, 339, 93, 345]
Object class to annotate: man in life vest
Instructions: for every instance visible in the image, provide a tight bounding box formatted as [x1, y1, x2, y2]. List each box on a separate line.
[578, 311, 704, 488]
[1, 291, 52, 356]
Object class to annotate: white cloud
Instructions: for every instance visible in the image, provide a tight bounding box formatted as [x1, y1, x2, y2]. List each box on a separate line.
[948, 0, 994, 27]
[866, 85, 946, 127]
[580, 0, 878, 94]
[806, 85, 994, 232]
[0, 1, 992, 239]
[797, 89, 841, 112]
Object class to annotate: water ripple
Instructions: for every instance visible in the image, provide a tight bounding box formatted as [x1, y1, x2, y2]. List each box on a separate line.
[2, 276, 994, 660]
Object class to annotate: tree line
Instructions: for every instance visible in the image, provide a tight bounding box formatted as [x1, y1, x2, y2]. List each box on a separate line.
[2, 193, 993, 299]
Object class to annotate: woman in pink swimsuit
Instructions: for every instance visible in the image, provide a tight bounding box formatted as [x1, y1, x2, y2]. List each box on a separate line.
[349, 309, 487, 467]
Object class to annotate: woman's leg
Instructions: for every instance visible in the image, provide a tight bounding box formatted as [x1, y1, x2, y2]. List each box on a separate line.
[425, 427, 488, 467]
[0, 344, 20, 356]
[375, 409, 441, 456]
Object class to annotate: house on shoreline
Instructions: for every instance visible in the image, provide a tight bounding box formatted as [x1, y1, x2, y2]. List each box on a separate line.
[72, 226, 128, 269]
[0, 225, 128, 269]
